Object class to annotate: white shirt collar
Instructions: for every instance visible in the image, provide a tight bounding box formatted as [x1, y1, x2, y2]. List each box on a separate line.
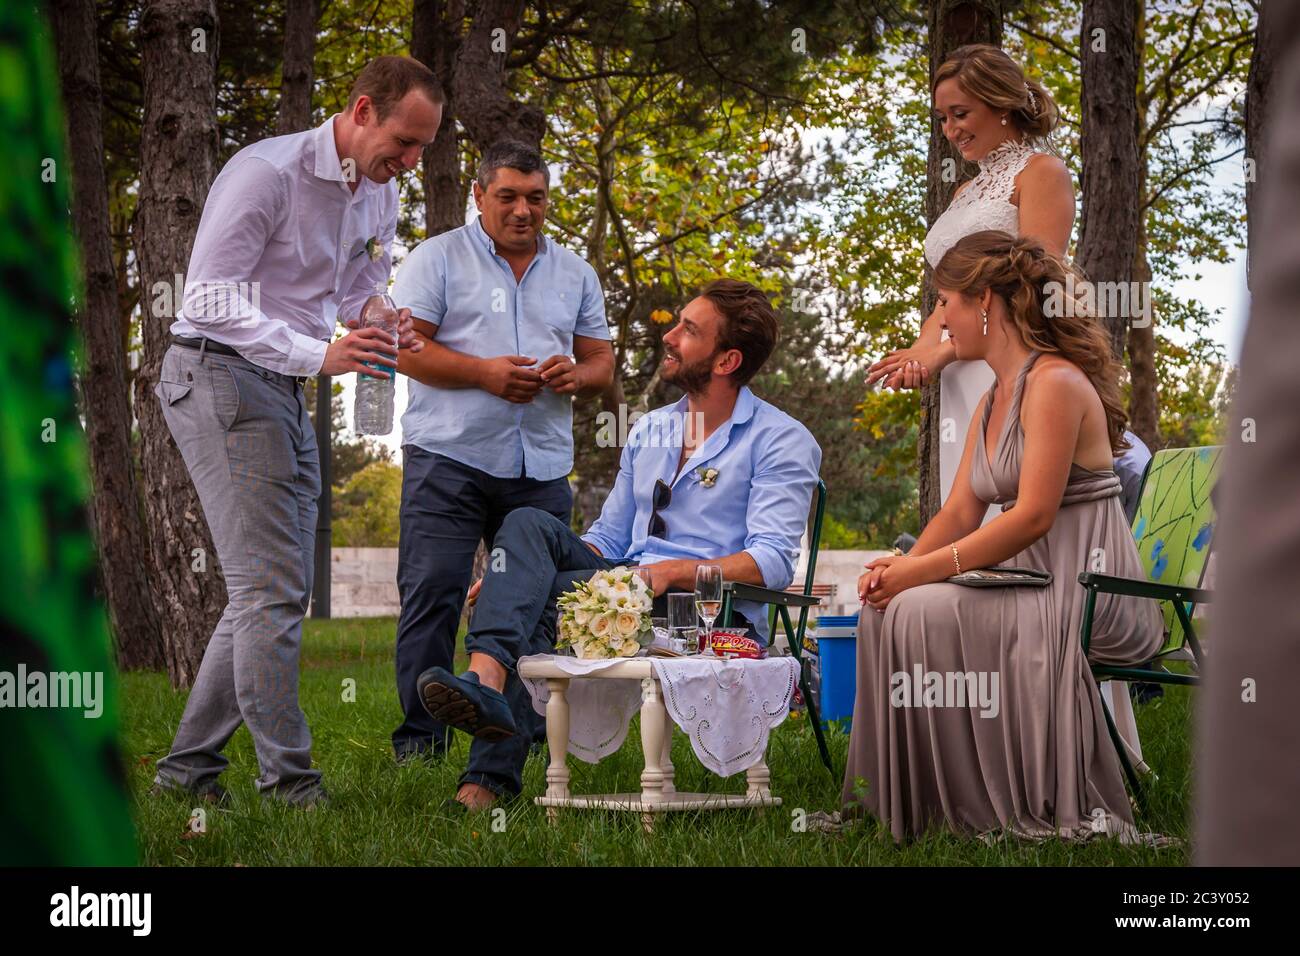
[313, 113, 378, 198]
[313, 114, 347, 182]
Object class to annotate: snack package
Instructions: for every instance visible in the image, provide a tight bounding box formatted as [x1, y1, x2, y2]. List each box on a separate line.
[706, 629, 766, 660]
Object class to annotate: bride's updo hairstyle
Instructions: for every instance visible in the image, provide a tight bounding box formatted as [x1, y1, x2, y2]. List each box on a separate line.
[933, 44, 1059, 146]
[933, 230, 1130, 454]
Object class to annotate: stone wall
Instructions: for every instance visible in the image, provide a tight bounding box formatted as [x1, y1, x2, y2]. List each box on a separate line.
[323, 546, 1216, 623]
[324, 547, 892, 619]
[329, 547, 400, 618]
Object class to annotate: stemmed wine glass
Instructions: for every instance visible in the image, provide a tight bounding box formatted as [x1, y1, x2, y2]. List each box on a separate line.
[694, 565, 722, 656]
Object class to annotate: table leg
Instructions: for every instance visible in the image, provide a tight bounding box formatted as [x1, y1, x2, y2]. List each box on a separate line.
[545, 677, 571, 824]
[746, 750, 773, 806]
[640, 677, 667, 831]
[660, 692, 675, 796]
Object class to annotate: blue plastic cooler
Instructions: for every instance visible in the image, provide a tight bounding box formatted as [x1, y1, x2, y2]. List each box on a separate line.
[812, 614, 858, 726]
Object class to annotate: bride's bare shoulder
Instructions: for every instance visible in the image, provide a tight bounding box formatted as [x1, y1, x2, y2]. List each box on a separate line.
[1017, 152, 1073, 194]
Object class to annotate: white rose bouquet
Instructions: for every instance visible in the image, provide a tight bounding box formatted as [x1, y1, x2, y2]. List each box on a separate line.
[556, 567, 655, 659]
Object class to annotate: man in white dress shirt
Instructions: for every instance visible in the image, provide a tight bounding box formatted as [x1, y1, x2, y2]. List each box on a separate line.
[150, 57, 441, 806]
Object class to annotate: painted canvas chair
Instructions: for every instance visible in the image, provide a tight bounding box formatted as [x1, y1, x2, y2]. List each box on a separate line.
[1077, 446, 1220, 811]
[720, 479, 833, 777]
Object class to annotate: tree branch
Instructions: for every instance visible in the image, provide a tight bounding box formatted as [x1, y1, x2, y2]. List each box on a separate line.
[1007, 18, 1080, 62]
[1142, 145, 1245, 213]
[632, 177, 788, 258]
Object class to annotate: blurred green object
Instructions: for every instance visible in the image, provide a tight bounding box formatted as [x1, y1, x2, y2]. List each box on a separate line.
[1076, 445, 1221, 818]
[0, 2, 136, 865]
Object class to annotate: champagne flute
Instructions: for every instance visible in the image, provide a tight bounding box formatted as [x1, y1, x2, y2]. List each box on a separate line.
[695, 565, 722, 656]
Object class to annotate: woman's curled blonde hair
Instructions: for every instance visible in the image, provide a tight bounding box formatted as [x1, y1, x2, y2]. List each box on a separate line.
[933, 230, 1130, 455]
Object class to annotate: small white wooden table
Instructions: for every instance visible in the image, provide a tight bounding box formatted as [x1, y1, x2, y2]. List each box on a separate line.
[517, 656, 780, 832]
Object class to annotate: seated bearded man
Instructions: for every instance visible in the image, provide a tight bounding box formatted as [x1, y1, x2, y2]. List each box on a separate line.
[416, 278, 823, 811]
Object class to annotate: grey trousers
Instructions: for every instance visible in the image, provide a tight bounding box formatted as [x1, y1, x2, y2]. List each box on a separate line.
[152, 343, 323, 798]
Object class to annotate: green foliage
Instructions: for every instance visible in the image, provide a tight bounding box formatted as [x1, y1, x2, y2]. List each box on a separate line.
[304, 377, 397, 552]
[306, 379, 393, 492]
[520, 7, 919, 540]
[1010, 0, 1248, 448]
[87, 0, 1249, 550]
[332, 460, 402, 547]
[820, 513, 869, 550]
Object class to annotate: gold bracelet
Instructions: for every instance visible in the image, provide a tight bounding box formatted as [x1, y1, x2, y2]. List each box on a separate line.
[951, 543, 962, 575]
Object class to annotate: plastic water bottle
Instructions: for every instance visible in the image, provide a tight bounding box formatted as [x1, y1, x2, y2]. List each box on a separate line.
[354, 288, 398, 436]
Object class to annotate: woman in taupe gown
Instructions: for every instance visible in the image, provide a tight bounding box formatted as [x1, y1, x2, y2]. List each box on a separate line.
[842, 231, 1163, 842]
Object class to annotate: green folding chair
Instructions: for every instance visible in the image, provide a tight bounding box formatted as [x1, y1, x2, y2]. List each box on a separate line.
[1077, 446, 1220, 813]
[720, 479, 834, 778]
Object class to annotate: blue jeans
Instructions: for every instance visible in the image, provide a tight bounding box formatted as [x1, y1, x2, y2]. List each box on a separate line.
[460, 507, 615, 797]
[460, 507, 756, 797]
[393, 449, 572, 762]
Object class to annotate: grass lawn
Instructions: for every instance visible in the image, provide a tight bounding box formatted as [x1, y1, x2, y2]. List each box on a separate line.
[123, 617, 1193, 866]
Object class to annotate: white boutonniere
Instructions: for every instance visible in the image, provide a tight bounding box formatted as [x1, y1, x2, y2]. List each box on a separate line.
[365, 236, 385, 262]
[694, 466, 720, 488]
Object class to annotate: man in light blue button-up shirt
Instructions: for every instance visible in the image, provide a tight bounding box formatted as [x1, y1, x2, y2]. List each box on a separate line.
[389, 141, 614, 778]
[414, 278, 821, 811]
[394, 205, 611, 480]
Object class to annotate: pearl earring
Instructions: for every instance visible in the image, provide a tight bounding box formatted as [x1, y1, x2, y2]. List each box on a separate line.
[981, 309, 988, 335]
[1000, 115, 1008, 126]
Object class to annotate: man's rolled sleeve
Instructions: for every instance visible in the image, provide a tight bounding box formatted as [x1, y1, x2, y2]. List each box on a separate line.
[391, 238, 448, 327]
[742, 431, 822, 589]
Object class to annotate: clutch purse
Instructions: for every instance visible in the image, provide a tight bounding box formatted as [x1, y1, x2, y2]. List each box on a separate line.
[946, 567, 1053, 587]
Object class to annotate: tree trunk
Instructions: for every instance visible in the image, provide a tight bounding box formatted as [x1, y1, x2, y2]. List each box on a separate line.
[276, 0, 317, 135]
[274, 0, 324, 613]
[1077, 0, 1141, 361]
[52, 0, 164, 671]
[1127, 2, 1160, 449]
[413, 0, 467, 236]
[919, 0, 1003, 528]
[579, 61, 623, 511]
[135, 0, 225, 688]
[1245, 0, 1283, 290]
[1127, 228, 1160, 447]
[451, 0, 545, 152]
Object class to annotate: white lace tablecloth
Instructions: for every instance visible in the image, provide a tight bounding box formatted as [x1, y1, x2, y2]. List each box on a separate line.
[519, 655, 799, 777]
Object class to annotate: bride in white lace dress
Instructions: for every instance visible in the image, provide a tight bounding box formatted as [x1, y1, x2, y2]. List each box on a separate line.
[864, 46, 1146, 778]
[868, 44, 1075, 511]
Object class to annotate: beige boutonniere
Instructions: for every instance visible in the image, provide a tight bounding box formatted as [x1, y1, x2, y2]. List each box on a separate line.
[694, 466, 720, 488]
[365, 236, 385, 262]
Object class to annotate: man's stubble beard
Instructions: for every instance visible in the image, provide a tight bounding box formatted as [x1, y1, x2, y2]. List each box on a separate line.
[661, 352, 715, 395]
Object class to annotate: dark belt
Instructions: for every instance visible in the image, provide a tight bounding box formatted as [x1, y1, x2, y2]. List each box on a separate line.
[171, 334, 242, 358]
[171, 335, 310, 390]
